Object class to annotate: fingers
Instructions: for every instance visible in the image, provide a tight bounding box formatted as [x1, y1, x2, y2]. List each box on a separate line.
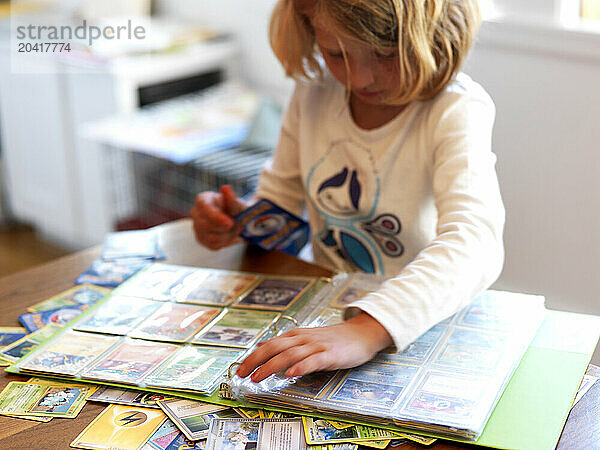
[221, 185, 245, 217]
[193, 192, 235, 229]
[237, 336, 299, 378]
[190, 190, 241, 249]
[285, 352, 333, 378]
[250, 343, 325, 383]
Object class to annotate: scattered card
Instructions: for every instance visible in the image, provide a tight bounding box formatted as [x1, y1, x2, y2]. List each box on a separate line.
[19, 305, 88, 332]
[27, 285, 110, 312]
[71, 404, 167, 449]
[157, 398, 230, 441]
[88, 386, 172, 409]
[102, 229, 163, 261]
[0, 324, 61, 363]
[0, 381, 94, 418]
[206, 417, 307, 450]
[0, 327, 27, 347]
[75, 258, 150, 287]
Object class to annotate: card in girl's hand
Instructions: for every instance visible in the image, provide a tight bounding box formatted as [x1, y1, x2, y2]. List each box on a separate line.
[234, 199, 309, 256]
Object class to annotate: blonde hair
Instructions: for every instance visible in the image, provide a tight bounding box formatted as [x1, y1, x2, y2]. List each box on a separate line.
[269, 0, 481, 104]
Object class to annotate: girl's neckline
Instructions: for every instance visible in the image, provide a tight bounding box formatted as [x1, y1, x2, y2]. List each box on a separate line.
[349, 93, 408, 131]
[337, 86, 418, 137]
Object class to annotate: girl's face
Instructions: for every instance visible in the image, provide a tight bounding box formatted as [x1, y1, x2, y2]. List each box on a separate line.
[312, 19, 401, 107]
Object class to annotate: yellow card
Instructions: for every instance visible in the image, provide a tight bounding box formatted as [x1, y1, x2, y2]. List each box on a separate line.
[70, 405, 166, 450]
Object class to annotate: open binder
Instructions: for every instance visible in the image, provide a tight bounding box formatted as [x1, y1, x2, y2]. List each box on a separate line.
[6, 263, 599, 448]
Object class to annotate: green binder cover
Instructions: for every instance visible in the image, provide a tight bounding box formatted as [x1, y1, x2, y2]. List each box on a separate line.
[468, 310, 600, 449]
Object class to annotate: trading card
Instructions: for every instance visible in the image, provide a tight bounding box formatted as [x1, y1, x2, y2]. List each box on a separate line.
[157, 398, 230, 441]
[0, 327, 27, 347]
[0, 324, 61, 363]
[374, 325, 446, 365]
[15, 330, 120, 376]
[234, 407, 261, 419]
[329, 285, 370, 309]
[19, 304, 88, 332]
[457, 290, 544, 331]
[325, 362, 419, 409]
[280, 371, 338, 399]
[0, 381, 94, 418]
[192, 309, 279, 348]
[81, 339, 179, 385]
[75, 258, 150, 287]
[400, 370, 488, 422]
[302, 417, 396, 445]
[71, 404, 167, 450]
[163, 434, 207, 450]
[74, 296, 161, 335]
[233, 277, 315, 311]
[143, 346, 243, 393]
[396, 433, 437, 445]
[206, 418, 307, 450]
[441, 327, 507, 351]
[573, 374, 599, 406]
[27, 285, 111, 312]
[101, 229, 162, 260]
[329, 274, 387, 309]
[347, 361, 420, 386]
[131, 303, 221, 342]
[141, 418, 180, 450]
[174, 270, 259, 306]
[434, 343, 505, 372]
[327, 378, 406, 410]
[88, 386, 171, 409]
[235, 198, 310, 256]
[116, 264, 195, 301]
[309, 307, 343, 327]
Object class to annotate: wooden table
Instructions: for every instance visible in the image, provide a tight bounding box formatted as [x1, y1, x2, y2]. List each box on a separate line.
[0, 219, 598, 449]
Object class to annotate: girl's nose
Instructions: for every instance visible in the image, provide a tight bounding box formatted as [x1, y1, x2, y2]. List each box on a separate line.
[348, 61, 375, 89]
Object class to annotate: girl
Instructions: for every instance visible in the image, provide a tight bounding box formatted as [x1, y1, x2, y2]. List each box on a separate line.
[190, 0, 504, 383]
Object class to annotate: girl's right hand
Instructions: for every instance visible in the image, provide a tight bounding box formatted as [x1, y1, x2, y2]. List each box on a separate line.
[190, 185, 247, 250]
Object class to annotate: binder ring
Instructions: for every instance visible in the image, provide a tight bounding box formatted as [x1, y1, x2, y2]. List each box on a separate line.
[228, 362, 242, 379]
[274, 315, 299, 332]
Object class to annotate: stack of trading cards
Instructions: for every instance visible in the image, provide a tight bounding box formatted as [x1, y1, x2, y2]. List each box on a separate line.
[234, 289, 546, 440]
[101, 229, 164, 261]
[235, 199, 310, 256]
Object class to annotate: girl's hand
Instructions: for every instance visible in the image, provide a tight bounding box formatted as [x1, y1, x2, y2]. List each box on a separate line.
[236, 312, 393, 382]
[190, 185, 247, 250]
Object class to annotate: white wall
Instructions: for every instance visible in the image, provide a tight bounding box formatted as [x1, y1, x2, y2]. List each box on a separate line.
[157, 0, 293, 105]
[466, 20, 600, 318]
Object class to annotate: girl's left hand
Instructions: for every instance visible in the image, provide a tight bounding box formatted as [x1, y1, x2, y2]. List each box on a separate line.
[235, 312, 393, 382]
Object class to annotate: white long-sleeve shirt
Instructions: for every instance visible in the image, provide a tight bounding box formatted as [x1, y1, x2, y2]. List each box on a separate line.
[256, 73, 505, 351]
